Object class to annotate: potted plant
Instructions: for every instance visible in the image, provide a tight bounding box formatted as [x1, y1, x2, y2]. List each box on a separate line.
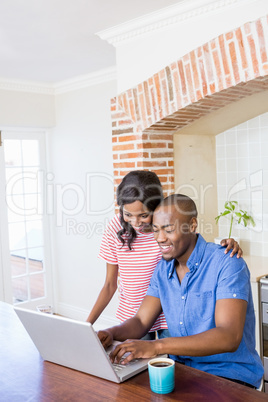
[214, 200, 255, 244]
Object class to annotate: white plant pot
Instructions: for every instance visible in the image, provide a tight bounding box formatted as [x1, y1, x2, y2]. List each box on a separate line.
[214, 236, 240, 245]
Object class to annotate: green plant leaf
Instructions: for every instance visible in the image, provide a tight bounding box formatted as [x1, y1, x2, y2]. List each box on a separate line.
[215, 200, 255, 233]
[229, 201, 238, 211]
[248, 216, 256, 227]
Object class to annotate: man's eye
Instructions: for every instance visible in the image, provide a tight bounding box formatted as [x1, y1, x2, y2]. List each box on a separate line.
[141, 215, 149, 218]
[165, 230, 174, 234]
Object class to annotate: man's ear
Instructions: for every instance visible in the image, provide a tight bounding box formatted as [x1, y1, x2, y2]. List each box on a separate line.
[190, 217, 198, 233]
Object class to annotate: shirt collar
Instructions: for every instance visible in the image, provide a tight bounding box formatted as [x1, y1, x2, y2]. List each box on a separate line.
[167, 260, 176, 279]
[187, 234, 207, 271]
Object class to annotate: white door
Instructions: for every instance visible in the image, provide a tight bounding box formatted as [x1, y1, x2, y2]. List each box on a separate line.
[0, 130, 54, 309]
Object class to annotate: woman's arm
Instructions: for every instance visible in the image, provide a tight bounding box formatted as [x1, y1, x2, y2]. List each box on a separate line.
[86, 263, 118, 324]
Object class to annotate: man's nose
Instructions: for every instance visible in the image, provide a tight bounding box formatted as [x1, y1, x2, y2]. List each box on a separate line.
[155, 229, 167, 242]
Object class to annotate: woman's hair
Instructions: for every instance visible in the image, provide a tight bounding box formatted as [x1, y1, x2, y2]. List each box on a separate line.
[116, 170, 163, 249]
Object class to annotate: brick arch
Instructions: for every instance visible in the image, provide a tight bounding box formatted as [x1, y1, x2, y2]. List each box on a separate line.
[111, 15, 268, 200]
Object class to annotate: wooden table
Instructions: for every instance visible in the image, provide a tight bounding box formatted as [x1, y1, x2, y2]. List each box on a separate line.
[1, 302, 267, 401]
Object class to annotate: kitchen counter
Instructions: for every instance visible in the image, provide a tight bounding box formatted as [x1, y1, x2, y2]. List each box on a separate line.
[242, 255, 268, 358]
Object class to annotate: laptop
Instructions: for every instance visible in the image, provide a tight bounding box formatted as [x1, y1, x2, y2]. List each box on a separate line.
[14, 306, 151, 383]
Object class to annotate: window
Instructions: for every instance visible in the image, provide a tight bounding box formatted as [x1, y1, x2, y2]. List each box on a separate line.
[0, 131, 53, 308]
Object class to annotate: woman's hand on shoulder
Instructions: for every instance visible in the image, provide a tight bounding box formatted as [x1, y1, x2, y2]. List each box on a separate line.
[220, 238, 243, 258]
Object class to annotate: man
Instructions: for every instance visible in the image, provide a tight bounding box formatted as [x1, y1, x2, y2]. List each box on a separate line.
[98, 194, 263, 389]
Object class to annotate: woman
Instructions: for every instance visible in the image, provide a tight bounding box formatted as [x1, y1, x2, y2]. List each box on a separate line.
[86, 170, 241, 339]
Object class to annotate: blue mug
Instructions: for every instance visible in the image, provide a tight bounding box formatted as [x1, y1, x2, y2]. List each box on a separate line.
[148, 357, 175, 394]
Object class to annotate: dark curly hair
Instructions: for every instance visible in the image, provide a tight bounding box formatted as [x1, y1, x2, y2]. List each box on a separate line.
[116, 170, 164, 250]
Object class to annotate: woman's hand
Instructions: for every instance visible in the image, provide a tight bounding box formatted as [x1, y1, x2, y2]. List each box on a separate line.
[220, 238, 243, 258]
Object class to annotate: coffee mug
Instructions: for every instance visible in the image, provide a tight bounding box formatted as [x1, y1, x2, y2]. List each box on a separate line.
[148, 357, 175, 394]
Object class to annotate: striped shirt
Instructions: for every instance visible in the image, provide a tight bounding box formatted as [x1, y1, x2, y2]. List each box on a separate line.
[98, 214, 167, 331]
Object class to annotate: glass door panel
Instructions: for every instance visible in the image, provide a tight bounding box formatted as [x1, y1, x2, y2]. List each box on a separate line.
[0, 131, 53, 308]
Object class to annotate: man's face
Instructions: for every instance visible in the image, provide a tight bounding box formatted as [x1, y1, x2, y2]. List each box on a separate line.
[152, 204, 197, 262]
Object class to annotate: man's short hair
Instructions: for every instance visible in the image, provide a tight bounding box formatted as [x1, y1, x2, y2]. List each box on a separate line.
[160, 194, 198, 220]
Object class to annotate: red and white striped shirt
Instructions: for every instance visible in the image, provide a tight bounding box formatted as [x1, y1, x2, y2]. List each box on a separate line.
[98, 214, 167, 331]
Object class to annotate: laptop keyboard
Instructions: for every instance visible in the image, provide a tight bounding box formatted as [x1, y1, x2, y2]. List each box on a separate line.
[112, 358, 138, 372]
[106, 351, 138, 372]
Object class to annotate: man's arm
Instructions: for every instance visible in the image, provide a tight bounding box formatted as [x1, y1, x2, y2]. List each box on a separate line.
[109, 298, 247, 364]
[157, 298, 247, 355]
[98, 295, 162, 348]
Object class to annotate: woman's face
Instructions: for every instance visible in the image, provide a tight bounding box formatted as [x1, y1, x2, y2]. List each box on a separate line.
[122, 201, 152, 232]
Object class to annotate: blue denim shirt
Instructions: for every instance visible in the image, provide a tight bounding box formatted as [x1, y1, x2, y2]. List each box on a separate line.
[146, 234, 264, 388]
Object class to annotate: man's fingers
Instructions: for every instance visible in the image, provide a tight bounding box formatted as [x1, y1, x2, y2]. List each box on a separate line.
[110, 343, 127, 363]
[110, 341, 137, 364]
[97, 330, 112, 349]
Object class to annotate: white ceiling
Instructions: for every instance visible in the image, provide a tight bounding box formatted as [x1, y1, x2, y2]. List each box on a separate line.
[0, 0, 183, 83]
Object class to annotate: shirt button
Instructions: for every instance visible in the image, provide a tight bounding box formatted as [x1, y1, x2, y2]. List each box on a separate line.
[233, 293, 237, 297]
[181, 296, 185, 300]
[195, 263, 198, 266]
[180, 322, 183, 325]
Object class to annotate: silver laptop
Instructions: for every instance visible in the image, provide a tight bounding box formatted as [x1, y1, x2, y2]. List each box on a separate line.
[14, 306, 150, 383]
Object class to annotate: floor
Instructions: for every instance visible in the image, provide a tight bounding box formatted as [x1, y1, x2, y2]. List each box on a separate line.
[11, 255, 45, 302]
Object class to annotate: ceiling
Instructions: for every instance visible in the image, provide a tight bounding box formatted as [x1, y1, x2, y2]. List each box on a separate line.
[0, 0, 183, 83]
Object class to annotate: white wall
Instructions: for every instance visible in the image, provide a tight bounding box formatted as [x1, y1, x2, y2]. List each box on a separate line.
[0, 89, 55, 127]
[48, 80, 120, 326]
[216, 112, 268, 256]
[113, 0, 268, 93]
[2, 0, 267, 327]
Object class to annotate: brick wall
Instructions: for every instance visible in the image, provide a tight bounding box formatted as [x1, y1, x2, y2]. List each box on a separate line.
[111, 15, 268, 206]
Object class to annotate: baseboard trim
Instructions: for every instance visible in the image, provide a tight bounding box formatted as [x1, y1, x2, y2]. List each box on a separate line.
[57, 302, 120, 330]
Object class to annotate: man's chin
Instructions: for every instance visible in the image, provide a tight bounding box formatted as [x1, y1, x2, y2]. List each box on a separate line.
[162, 255, 173, 262]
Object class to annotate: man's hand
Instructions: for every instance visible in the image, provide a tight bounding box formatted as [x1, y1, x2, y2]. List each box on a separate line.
[220, 238, 243, 258]
[97, 329, 114, 349]
[109, 339, 159, 365]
